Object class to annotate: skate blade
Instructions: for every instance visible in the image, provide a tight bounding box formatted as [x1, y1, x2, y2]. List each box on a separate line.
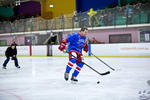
[71, 80, 78, 84]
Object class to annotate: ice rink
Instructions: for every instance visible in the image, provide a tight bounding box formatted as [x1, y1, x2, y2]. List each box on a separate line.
[0, 56, 150, 100]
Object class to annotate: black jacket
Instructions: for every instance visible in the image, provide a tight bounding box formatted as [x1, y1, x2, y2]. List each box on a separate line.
[5, 47, 17, 57]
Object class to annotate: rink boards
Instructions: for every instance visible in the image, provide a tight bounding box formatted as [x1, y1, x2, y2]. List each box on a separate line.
[0, 43, 150, 57]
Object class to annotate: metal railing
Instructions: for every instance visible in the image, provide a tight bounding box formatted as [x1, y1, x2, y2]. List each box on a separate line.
[0, 3, 150, 34]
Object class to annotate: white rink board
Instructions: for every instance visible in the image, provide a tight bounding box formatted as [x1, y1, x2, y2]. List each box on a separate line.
[0, 43, 150, 56]
[0, 46, 30, 56]
[32, 45, 47, 56]
[0, 46, 8, 55]
[91, 43, 150, 56]
[17, 46, 30, 56]
[52, 45, 68, 56]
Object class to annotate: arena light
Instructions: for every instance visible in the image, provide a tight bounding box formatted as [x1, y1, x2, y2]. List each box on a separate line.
[15, 0, 20, 6]
[49, 4, 54, 8]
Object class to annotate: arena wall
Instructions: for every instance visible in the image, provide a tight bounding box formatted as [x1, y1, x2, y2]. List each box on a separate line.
[0, 43, 150, 57]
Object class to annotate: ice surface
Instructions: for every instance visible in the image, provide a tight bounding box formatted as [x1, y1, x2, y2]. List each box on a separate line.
[0, 57, 150, 100]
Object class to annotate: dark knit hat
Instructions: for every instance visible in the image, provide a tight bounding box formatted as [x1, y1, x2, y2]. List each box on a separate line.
[11, 43, 16, 47]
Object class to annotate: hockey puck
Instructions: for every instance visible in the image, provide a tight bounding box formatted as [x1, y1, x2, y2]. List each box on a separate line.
[97, 81, 100, 84]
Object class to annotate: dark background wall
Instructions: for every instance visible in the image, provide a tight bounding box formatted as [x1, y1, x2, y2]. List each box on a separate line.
[0, 6, 13, 18]
[14, 1, 41, 17]
[76, 0, 118, 12]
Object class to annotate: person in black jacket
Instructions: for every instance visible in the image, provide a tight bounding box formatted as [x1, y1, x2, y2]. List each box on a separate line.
[3, 43, 20, 69]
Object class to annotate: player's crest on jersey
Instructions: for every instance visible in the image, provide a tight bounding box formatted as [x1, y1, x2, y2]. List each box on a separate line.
[77, 39, 84, 44]
[79, 39, 85, 43]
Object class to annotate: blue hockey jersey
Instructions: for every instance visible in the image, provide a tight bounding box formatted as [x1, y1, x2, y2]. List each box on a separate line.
[66, 32, 87, 54]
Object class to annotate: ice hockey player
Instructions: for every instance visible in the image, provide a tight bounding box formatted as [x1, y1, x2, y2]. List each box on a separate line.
[2, 43, 20, 69]
[58, 27, 88, 82]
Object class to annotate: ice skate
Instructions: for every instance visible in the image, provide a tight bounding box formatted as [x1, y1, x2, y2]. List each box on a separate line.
[3, 66, 6, 69]
[64, 72, 69, 81]
[71, 75, 78, 82]
[16, 66, 20, 68]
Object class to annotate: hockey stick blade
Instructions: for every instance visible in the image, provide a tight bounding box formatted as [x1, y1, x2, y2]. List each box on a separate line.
[83, 63, 110, 76]
[101, 71, 110, 75]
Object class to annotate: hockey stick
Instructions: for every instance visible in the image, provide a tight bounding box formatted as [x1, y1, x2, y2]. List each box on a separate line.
[91, 52, 115, 71]
[65, 51, 110, 76]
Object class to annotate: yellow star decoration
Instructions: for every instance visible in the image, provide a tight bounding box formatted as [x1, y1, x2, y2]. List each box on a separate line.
[87, 8, 99, 26]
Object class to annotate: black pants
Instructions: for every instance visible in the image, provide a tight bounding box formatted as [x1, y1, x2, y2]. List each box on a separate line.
[3, 56, 19, 67]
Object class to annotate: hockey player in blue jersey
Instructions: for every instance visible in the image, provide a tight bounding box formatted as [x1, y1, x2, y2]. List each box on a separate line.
[58, 27, 88, 82]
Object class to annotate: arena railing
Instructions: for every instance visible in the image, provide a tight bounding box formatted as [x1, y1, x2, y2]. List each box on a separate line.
[0, 3, 150, 34]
